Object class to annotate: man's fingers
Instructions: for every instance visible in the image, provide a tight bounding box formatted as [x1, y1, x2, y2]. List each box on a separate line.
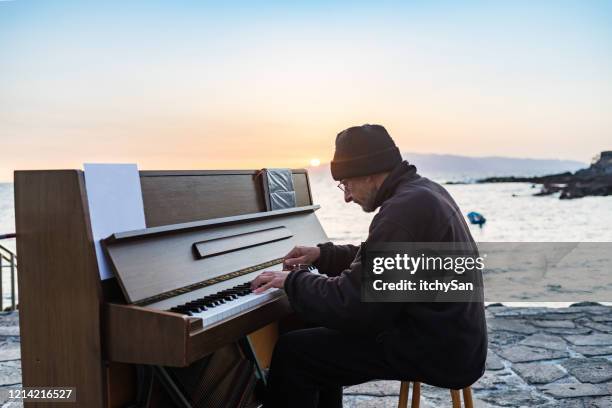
[284, 255, 306, 267]
[251, 273, 273, 290]
[253, 280, 274, 294]
[284, 246, 302, 259]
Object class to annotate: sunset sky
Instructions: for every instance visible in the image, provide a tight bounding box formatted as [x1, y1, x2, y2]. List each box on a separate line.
[1, 1, 611, 181]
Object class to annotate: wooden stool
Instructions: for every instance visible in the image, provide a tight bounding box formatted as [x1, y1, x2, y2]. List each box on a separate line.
[398, 381, 473, 408]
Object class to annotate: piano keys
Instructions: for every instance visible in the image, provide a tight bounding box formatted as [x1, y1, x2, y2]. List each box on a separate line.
[169, 266, 318, 325]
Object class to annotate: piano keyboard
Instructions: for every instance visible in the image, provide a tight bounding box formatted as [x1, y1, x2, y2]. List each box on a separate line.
[169, 266, 319, 326]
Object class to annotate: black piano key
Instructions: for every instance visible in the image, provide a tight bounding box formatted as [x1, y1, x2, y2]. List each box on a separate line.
[172, 309, 193, 316]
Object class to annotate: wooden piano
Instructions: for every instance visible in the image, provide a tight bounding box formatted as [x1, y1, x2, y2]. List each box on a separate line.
[14, 169, 328, 407]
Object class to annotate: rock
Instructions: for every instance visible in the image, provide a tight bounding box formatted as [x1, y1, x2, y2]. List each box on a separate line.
[477, 153, 612, 199]
[489, 307, 551, 317]
[0, 342, 20, 361]
[487, 318, 538, 335]
[580, 321, 612, 334]
[488, 331, 527, 346]
[344, 380, 399, 396]
[580, 307, 612, 316]
[497, 345, 568, 363]
[543, 327, 593, 335]
[573, 345, 612, 357]
[531, 320, 577, 329]
[513, 362, 567, 384]
[0, 312, 19, 327]
[565, 334, 612, 346]
[486, 351, 505, 370]
[0, 326, 20, 337]
[592, 315, 612, 323]
[586, 395, 612, 407]
[479, 389, 550, 406]
[343, 395, 401, 408]
[2, 402, 24, 408]
[561, 359, 612, 384]
[0, 360, 21, 386]
[472, 371, 507, 390]
[520, 333, 568, 351]
[540, 383, 609, 398]
[540, 399, 587, 408]
[536, 313, 587, 321]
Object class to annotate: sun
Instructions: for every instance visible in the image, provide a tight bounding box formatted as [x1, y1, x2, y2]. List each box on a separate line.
[309, 158, 321, 167]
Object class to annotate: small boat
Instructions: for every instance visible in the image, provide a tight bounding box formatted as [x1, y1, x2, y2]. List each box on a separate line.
[467, 211, 486, 227]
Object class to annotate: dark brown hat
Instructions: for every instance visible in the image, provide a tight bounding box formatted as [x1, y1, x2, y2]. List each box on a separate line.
[330, 124, 402, 180]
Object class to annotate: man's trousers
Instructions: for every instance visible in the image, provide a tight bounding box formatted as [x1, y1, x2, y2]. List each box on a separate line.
[264, 327, 412, 408]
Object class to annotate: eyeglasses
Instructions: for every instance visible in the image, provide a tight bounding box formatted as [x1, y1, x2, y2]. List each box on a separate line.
[337, 181, 349, 193]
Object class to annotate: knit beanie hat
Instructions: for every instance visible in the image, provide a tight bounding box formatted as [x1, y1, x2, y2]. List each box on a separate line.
[330, 124, 402, 180]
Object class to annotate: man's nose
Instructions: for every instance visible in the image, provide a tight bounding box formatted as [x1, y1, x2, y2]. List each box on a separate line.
[344, 189, 352, 203]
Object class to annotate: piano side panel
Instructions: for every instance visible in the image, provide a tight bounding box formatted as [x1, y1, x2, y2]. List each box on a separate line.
[14, 170, 106, 408]
[104, 304, 190, 366]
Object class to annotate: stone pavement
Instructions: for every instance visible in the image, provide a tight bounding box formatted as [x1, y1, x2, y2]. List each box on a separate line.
[344, 303, 612, 407]
[1, 304, 611, 407]
[0, 311, 21, 408]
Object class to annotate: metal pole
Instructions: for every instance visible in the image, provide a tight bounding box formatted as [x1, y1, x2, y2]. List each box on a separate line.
[10, 253, 15, 311]
[0, 255, 3, 311]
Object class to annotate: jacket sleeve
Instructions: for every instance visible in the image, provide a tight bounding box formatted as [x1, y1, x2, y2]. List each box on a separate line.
[313, 242, 360, 277]
[284, 217, 411, 334]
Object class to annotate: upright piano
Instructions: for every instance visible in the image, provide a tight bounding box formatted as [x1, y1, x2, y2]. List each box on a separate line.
[14, 169, 328, 407]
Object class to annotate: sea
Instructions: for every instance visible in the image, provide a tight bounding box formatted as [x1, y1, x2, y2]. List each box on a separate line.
[1, 174, 611, 306]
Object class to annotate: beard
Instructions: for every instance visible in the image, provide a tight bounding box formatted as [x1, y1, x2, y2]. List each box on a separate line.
[359, 187, 378, 213]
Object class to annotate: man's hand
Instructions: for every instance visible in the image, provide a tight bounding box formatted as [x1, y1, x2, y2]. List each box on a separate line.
[250, 271, 290, 294]
[283, 246, 320, 270]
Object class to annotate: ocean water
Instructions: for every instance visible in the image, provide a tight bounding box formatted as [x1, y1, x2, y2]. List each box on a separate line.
[309, 173, 612, 244]
[1, 177, 611, 306]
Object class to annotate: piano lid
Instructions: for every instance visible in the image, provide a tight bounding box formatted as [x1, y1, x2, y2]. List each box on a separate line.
[102, 205, 327, 305]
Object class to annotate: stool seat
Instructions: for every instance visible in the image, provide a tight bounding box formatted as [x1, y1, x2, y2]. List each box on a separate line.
[398, 381, 473, 408]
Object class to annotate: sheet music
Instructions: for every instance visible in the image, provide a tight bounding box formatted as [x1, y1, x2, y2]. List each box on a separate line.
[84, 163, 146, 280]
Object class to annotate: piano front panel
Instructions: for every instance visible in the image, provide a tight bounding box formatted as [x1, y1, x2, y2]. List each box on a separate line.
[105, 210, 327, 305]
[139, 170, 313, 227]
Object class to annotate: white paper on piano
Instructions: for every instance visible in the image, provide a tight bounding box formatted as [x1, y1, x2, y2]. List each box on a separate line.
[84, 163, 146, 280]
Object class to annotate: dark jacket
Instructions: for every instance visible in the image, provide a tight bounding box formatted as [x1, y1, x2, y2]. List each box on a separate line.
[284, 161, 487, 389]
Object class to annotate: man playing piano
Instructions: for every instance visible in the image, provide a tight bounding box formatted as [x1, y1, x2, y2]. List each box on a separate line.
[251, 124, 487, 408]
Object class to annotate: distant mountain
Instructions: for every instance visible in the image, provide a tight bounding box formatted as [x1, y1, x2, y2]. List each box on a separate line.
[307, 153, 587, 183]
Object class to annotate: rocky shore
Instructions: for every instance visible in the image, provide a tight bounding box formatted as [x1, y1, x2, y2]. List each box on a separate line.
[1, 304, 612, 407]
[477, 151, 612, 199]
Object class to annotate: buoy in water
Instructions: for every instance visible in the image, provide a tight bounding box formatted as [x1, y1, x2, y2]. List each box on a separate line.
[467, 211, 486, 227]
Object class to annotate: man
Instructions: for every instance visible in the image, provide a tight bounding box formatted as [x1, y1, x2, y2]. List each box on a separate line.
[252, 124, 487, 408]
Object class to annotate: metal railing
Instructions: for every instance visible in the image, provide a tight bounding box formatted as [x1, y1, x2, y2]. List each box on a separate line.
[0, 233, 17, 311]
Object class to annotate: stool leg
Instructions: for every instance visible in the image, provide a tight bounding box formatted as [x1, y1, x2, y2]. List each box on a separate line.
[450, 389, 461, 408]
[398, 381, 410, 408]
[411, 382, 420, 408]
[462, 387, 474, 408]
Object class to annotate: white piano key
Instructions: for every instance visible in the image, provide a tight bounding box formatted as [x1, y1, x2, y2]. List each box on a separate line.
[169, 266, 320, 325]
[191, 287, 283, 326]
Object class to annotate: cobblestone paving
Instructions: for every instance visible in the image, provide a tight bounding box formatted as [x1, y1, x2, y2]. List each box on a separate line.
[1, 304, 611, 407]
[344, 303, 612, 407]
